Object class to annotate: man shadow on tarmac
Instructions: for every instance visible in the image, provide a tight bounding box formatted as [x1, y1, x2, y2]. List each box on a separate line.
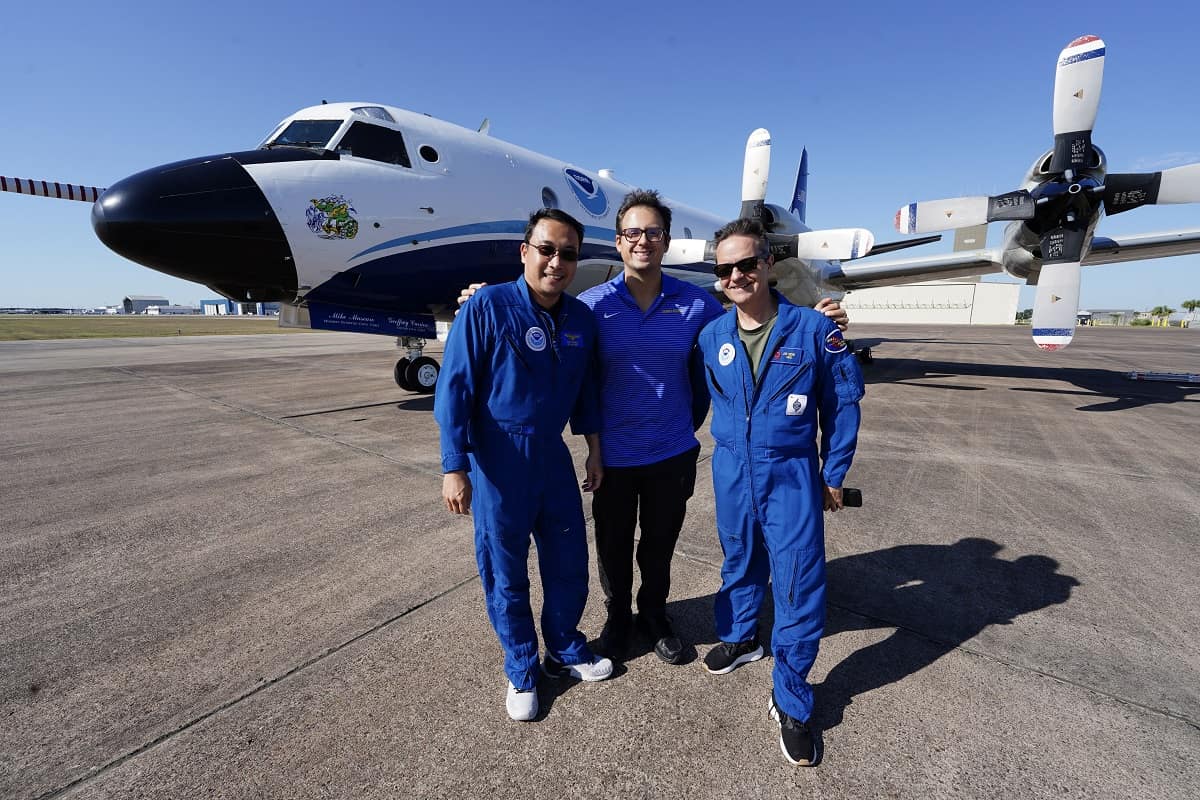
[662, 537, 1079, 731]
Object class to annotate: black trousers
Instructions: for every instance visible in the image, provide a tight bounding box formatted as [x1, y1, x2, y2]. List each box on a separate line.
[592, 445, 700, 619]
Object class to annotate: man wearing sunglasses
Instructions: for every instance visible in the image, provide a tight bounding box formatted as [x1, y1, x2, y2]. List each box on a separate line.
[696, 217, 864, 767]
[435, 208, 613, 723]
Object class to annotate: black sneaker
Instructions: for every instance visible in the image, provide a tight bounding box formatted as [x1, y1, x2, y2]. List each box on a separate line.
[769, 694, 819, 767]
[703, 639, 764, 674]
[598, 612, 632, 658]
[637, 613, 683, 664]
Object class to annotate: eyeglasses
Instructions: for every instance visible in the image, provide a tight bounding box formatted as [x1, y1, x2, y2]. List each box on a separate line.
[713, 256, 764, 280]
[619, 227, 666, 243]
[525, 242, 580, 262]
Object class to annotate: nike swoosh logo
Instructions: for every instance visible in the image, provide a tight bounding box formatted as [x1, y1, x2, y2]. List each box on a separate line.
[603, 312, 621, 319]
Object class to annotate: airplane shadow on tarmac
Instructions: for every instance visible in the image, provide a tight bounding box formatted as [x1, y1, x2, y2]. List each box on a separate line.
[856, 350, 1199, 412]
[661, 537, 1078, 732]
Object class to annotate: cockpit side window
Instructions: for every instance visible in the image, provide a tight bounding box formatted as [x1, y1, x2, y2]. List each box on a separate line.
[265, 119, 342, 150]
[335, 121, 412, 167]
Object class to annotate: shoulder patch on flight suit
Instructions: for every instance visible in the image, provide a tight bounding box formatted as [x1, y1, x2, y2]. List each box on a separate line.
[824, 329, 848, 354]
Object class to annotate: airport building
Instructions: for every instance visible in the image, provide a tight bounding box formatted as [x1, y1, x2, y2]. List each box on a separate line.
[123, 295, 170, 314]
[200, 299, 281, 316]
[842, 278, 1020, 325]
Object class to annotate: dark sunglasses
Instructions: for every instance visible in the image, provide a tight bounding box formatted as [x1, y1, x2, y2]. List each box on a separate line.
[525, 242, 580, 262]
[619, 227, 666, 243]
[713, 256, 763, 279]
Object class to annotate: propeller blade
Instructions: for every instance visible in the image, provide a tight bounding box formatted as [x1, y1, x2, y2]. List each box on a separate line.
[868, 234, 943, 257]
[894, 191, 1033, 234]
[739, 128, 771, 222]
[1031, 261, 1082, 350]
[662, 238, 715, 266]
[789, 148, 808, 222]
[1050, 35, 1105, 173]
[773, 228, 875, 261]
[1104, 163, 1200, 215]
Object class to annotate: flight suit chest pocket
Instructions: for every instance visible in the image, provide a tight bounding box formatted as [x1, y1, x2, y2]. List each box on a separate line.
[765, 348, 814, 405]
[500, 333, 533, 372]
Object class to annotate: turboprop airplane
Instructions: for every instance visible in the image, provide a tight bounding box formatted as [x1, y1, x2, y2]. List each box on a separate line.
[1, 108, 930, 391]
[886, 34, 1200, 351]
[3, 33, 1197, 385]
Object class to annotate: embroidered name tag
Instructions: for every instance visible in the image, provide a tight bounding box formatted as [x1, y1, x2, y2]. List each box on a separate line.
[785, 394, 808, 416]
[771, 347, 804, 365]
[561, 331, 584, 347]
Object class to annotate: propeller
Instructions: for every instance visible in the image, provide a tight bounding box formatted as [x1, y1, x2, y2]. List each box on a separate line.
[892, 35, 1200, 350]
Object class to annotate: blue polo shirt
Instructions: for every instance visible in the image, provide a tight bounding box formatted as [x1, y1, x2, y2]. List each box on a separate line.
[577, 272, 724, 468]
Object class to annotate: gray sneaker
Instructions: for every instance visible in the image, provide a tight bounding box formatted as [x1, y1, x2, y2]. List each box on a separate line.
[505, 681, 538, 721]
[542, 652, 614, 682]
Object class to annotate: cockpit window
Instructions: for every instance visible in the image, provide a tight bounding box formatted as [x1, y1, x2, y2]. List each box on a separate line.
[351, 106, 396, 123]
[334, 121, 412, 167]
[265, 119, 342, 150]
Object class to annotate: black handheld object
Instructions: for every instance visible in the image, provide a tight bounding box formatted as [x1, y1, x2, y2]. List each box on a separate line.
[841, 487, 863, 508]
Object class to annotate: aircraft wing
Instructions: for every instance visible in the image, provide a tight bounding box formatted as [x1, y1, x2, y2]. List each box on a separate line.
[1082, 229, 1200, 266]
[829, 249, 1005, 291]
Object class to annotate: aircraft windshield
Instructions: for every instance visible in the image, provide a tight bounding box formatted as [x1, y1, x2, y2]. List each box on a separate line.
[265, 120, 342, 150]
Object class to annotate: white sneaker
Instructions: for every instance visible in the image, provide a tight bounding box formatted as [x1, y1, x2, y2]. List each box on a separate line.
[543, 653, 614, 682]
[506, 681, 538, 721]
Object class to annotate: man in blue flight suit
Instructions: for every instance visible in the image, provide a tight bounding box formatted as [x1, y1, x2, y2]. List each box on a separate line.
[697, 217, 864, 766]
[434, 208, 613, 723]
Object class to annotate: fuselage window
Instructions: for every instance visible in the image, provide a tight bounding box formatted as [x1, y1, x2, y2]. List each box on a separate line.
[542, 187, 559, 209]
[266, 119, 342, 150]
[336, 121, 413, 167]
[419, 145, 440, 163]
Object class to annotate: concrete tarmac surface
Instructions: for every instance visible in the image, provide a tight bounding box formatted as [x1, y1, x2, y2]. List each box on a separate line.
[2, 324, 1197, 799]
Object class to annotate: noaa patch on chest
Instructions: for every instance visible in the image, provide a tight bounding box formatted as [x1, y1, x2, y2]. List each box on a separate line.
[561, 331, 584, 347]
[525, 327, 548, 352]
[771, 347, 803, 365]
[824, 330, 848, 354]
[785, 394, 808, 416]
[718, 342, 736, 366]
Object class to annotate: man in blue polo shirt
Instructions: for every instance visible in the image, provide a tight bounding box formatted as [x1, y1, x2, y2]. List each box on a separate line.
[576, 190, 724, 664]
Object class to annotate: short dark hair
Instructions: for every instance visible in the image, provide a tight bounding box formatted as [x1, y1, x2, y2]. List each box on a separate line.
[615, 189, 672, 235]
[713, 217, 769, 256]
[525, 208, 584, 247]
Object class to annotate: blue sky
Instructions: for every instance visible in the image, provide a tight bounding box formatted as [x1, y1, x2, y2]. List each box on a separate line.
[2, 0, 1198, 311]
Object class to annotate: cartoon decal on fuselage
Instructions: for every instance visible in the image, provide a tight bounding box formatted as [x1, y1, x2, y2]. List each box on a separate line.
[307, 194, 359, 239]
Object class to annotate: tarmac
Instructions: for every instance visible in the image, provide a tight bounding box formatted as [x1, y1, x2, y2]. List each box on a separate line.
[1, 323, 1197, 799]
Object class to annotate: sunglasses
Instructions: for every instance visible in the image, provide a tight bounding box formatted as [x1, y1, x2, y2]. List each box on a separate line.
[619, 227, 666, 243]
[713, 256, 764, 280]
[525, 242, 580, 262]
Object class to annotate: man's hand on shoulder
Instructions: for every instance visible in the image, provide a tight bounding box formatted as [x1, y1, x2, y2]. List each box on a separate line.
[815, 297, 849, 332]
[455, 283, 488, 316]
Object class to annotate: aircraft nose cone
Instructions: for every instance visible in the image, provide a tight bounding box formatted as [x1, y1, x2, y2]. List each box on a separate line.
[92, 154, 296, 301]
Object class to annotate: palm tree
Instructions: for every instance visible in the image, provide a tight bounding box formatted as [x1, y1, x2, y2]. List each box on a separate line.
[1150, 305, 1176, 327]
[1183, 299, 1200, 328]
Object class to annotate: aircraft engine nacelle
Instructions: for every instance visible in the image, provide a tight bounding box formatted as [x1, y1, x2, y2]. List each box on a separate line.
[761, 202, 808, 236]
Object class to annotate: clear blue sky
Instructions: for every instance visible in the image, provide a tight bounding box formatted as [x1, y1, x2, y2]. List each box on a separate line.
[2, 0, 1198, 311]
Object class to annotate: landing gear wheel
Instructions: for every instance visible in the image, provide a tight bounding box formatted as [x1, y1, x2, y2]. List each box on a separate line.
[856, 347, 874, 365]
[405, 356, 440, 393]
[394, 357, 413, 390]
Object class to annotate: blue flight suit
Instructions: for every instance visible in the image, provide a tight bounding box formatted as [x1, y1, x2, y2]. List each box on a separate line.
[434, 277, 602, 691]
[697, 293, 864, 722]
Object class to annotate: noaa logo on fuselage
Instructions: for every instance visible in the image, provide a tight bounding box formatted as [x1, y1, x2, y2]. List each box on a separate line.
[718, 342, 736, 366]
[525, 326, 547, 352]
[563, 168, 608, 217]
